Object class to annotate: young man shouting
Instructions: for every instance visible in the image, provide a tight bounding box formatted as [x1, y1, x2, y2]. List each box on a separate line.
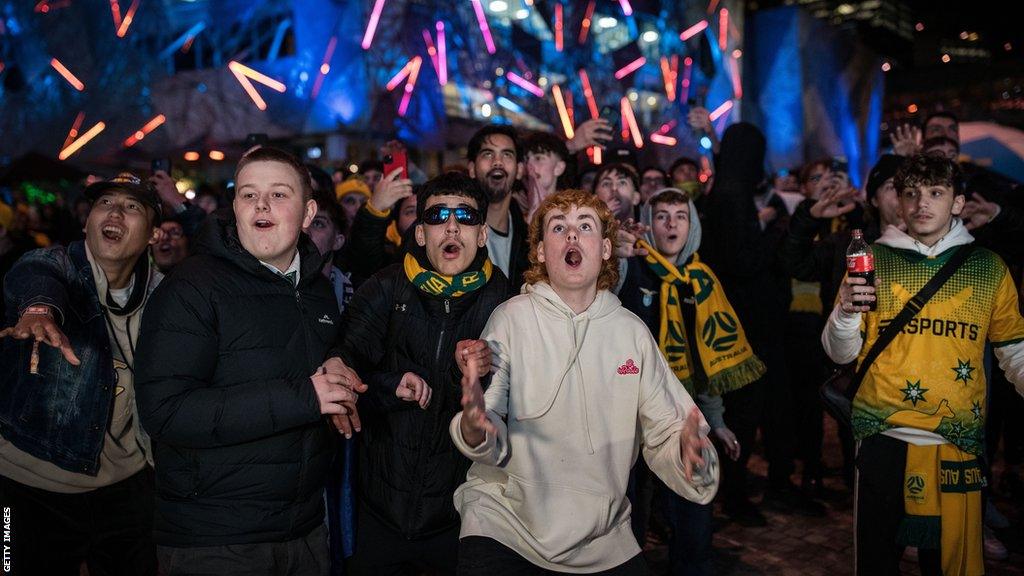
[336, 172, 507, 574]
[451, 189, 718, 575]
[1, 173, 163, 575]
[823, 154, 1024, 575]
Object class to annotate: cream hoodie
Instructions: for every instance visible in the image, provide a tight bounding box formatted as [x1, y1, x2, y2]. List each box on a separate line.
[450, 282, 719, 573]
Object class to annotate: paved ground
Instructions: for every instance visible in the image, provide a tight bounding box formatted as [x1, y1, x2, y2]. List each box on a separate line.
[643, 418, 1024, 575]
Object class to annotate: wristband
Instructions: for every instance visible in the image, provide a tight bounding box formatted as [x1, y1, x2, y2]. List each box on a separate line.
[22, 305, 53, 318]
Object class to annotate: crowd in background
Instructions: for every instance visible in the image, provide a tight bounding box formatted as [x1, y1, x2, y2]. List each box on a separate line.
[1, 105, 1023, 576]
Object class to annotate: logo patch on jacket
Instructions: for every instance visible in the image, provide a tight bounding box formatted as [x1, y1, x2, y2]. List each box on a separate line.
[617, 359, 640, 375]
[318, 314, 334, 325]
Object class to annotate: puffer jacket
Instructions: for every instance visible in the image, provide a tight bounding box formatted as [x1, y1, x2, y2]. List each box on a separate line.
[336, 256, 507, 539]
[135, 213, 340, 546]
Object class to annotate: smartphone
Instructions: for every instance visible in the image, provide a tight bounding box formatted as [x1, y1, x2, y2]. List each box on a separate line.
[151, 158, 171, 175]
[687, 95, 705, 109]
[245, 133, 269, 149]
[599, 105, 619, 132]
[382, 149, 408, 179]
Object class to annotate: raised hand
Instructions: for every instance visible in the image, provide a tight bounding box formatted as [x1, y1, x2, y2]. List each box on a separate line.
[0, 307, 80, 366]
[368, 168, 413, 214]
[960, 192, 1000, 230]
[396, 372, 432, 409]
[459, 355, 496, 448]
[687, 106, 712, 133]
[808, 180, 858, 220]
[566, 118, 613, 153]
[679, 408, 711, 482]
[891, 124, 922, 157]
[614, 218, 650, 258]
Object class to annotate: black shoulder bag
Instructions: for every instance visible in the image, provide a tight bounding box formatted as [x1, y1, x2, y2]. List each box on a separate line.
[820, 245, 975, 428]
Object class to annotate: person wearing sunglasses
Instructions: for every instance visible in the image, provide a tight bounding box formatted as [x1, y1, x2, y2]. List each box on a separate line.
[333, 172, 508, 575]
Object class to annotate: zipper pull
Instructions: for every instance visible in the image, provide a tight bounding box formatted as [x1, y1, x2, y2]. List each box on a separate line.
[444, 299, 450, 314]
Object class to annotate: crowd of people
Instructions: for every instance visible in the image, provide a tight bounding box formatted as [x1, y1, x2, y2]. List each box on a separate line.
[1, 106, 1023, 576]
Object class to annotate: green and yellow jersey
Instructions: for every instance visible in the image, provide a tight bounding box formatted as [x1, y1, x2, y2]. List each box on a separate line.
[852, 244, 1024, 455]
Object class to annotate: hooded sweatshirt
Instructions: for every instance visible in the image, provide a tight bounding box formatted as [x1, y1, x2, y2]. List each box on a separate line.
[450, 283, 718, 573]
[822, 219, 1024, 452]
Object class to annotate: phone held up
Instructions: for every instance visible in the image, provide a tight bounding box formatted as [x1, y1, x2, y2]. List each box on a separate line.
[151, 158, 171, 175]
[383, 148, 408, 180]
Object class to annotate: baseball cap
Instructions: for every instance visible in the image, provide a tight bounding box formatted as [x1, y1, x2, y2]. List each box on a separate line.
[83, 172, 163, 224]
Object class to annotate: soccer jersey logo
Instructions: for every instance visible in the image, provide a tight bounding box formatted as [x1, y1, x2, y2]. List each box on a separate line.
[701, 311, 738, 352]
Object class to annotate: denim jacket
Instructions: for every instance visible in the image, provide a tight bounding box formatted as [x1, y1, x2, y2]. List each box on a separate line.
[0, 241, 158, 475]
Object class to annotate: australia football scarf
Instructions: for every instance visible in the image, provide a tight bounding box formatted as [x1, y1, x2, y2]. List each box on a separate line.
[637, 238, 765, 396]
[404, 251, 493, 298]
[898, 442, 984, 576]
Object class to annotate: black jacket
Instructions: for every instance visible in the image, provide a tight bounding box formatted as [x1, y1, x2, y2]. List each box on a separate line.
[336, 258, 507, 539]
[495, 200, 531, 297]
[135, 214, 340, 546]
[699, 123, 791, 347]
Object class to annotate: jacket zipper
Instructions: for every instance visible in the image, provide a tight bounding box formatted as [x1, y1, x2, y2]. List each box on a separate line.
[405, 297, 450, 537]
[293, 285, 313, 531]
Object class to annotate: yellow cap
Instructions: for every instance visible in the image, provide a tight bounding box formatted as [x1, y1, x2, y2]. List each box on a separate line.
[335, 178, 371, 201]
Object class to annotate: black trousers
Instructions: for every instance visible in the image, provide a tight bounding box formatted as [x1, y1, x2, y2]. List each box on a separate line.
[784, 312, 826, 479]
[157, 523, 329, 576]
[457, 537, 648, 576]
[346, 505, 460, 575]
[0, 467, 157, 576]
[855, 435, 941, 576]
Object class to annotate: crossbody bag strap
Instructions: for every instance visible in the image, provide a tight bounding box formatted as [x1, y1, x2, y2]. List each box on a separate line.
[848, 244, 975, 395]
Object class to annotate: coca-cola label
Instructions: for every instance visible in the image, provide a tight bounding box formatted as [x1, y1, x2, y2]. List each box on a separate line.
[847, 254, 874, 273]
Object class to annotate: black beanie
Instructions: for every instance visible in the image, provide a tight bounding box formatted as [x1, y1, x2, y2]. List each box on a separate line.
[866, 154, 904, 201]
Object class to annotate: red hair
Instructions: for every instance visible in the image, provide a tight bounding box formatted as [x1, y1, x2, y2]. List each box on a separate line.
[524, 189, 620, 291]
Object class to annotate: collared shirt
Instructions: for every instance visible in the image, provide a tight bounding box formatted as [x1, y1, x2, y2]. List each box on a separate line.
[260, 250, 301, 286]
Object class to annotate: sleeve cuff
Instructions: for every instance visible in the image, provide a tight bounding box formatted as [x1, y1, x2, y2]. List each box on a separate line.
[364, 202, 391, 218]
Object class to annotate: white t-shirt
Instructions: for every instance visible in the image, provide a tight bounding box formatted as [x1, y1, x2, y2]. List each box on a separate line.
[487, 212, 514, 280]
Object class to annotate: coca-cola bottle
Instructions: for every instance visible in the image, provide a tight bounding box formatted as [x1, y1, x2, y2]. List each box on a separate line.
[846, 229, 876, 311]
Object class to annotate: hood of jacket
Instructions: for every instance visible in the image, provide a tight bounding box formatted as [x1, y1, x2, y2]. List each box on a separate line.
[712, 122, 766, 191]
[640, 187, 702, 266]
[194, 209, 326, 284]
[876, 217, 974, 256]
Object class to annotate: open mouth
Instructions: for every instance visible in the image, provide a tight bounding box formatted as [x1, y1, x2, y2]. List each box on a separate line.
[254, 219, 276, 230]
[564, 247, 582, 268]
[487, 170, 507, 184]
[101, 224, 126, 241]
[441, 240, 463, 260]
[667, 233, 679, 242]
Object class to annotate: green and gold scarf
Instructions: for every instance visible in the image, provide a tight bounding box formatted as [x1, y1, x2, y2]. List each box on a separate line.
[638, 239, 765, 396]
[404, 252, 493, 298]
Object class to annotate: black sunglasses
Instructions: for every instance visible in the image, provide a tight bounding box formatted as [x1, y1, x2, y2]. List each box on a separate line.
[421, 205, 483, 226]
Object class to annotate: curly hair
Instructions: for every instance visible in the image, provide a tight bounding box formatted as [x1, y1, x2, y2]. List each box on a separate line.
[523, 189, 620, 291]
[893, 153, 966, 197]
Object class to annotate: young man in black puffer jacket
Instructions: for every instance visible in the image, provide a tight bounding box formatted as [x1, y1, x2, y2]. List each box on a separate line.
[337, 172, 507, 575]
[135, 147, 365, 575]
